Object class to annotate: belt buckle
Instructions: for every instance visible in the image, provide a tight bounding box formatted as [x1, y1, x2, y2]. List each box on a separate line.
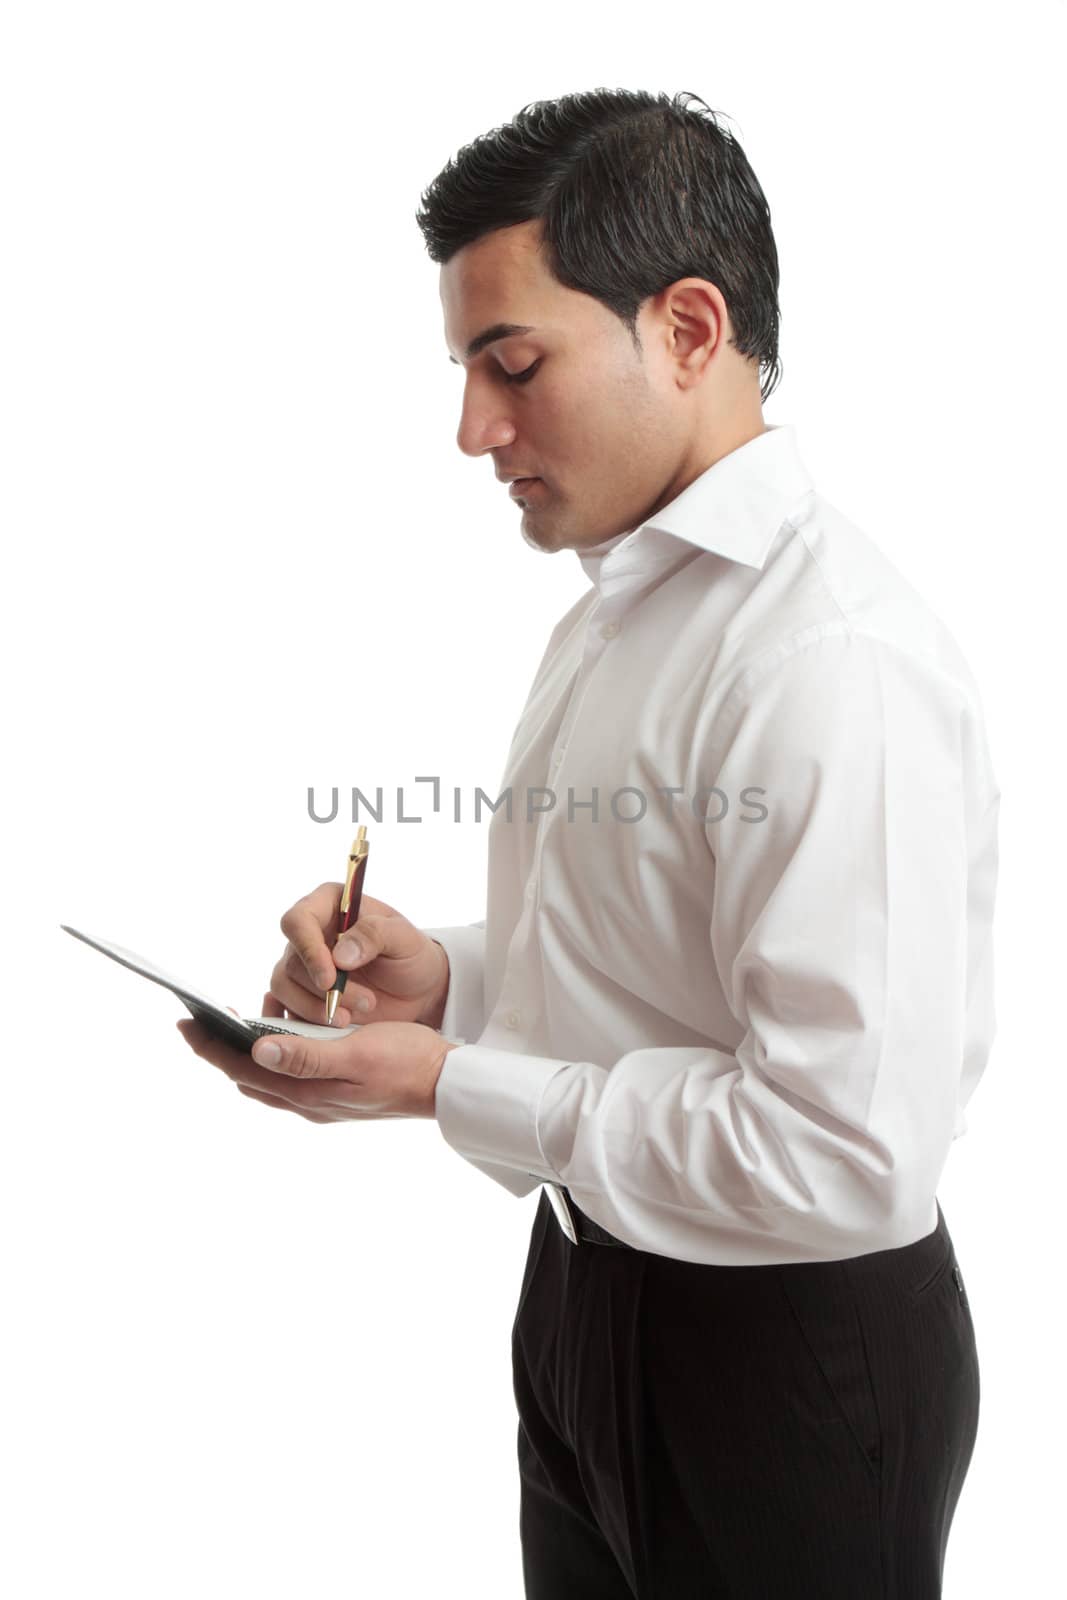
[544, 1182, 579, 1245]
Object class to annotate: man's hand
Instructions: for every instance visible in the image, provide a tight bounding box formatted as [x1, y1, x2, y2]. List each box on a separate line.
[176, 1005, 463, 1122]
[268, 884, 452, 1031]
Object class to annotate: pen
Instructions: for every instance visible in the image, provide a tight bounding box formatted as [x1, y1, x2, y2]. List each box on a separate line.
[325, 826, 369, 1025]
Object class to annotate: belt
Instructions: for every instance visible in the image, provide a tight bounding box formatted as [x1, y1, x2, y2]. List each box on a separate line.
[543, 1182, 633, 1248]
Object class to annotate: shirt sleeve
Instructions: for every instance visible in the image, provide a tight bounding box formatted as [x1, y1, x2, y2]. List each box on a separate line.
[432, 628, 994, 1258]
[418, 921, 487, 1045]
[420, 920, 543, 1200]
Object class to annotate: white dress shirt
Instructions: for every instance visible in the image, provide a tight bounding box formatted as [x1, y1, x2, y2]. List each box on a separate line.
[423, 423, 1000, 1265]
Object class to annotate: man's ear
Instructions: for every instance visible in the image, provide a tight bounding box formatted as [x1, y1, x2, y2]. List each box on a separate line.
[662, 280, 728, 387]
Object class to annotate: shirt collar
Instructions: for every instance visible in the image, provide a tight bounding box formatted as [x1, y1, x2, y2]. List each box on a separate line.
[577, 423, 815, 596]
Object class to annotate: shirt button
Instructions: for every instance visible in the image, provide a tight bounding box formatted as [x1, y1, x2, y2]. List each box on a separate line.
[505, 1010, 521, 1029]
[600, 620, 620, 638]
[525, 881, 535, 901]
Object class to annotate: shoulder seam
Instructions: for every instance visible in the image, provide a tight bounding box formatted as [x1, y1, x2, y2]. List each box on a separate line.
[718, 622, 982, 727]
[793, 513, 854, 631]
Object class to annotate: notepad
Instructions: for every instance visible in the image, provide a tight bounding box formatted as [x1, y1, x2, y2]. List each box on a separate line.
[60, 924, 363, 1053]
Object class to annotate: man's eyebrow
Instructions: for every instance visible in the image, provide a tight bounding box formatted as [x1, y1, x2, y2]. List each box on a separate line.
[447, 322, 537, 364]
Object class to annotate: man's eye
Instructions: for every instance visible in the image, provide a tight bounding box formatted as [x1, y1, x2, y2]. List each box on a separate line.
[504, 359, 542, 386]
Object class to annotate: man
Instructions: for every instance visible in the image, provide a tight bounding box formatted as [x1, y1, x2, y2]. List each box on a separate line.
[179, 89, 998, 1597]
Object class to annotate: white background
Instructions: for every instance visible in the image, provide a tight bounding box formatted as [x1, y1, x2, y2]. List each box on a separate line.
[3, 2, 1063, 1594]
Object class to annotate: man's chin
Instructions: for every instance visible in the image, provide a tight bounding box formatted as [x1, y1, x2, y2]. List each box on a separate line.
[520, 523, 557, 552]
[518, 504, 559, 551]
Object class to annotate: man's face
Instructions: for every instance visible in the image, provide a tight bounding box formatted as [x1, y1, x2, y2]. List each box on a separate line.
[440, 218, 681, 553]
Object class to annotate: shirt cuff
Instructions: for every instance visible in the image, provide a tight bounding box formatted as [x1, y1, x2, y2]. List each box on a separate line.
[434, 1042, 577, 1184]
[419, 923, 486, 1043]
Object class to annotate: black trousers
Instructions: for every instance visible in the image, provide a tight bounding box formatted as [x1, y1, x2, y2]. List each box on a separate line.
[511, 1187, 979, 1598]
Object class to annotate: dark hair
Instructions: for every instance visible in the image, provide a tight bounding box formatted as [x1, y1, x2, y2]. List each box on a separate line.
[415, 89, 782, 404]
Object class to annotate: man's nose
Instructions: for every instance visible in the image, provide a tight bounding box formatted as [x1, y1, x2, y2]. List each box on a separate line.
[456, 397, 516, 458]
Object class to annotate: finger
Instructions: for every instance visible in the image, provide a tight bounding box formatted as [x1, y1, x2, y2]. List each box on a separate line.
[237, 1083, 385, 1121]
[291, 884, 400, 975]
[269, 959, 356, 1026]
[267, 987, 355, 1027]
[213, 1043, 338, 1110]
[270, 947, 347, 1022]
[175, 1016, 363, 1126]
[176, 1016, 250, 1074]
[250, 1030, 364, 1082]
[329, 915, 409, 985]
[278, 943, 333, 1003]
[330, 911, 401, 975]
[292, 947, 373, 1019]
[236, 1083, 333, 1123]
[334, 912, 429, 995]
[279, 884, 343, 990]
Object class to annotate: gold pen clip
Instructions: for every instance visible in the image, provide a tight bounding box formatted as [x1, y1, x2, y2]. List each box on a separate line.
[340, 825, 369, 915]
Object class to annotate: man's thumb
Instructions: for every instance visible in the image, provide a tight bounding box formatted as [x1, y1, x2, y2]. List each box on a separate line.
[251, 1036, 316, 1077]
